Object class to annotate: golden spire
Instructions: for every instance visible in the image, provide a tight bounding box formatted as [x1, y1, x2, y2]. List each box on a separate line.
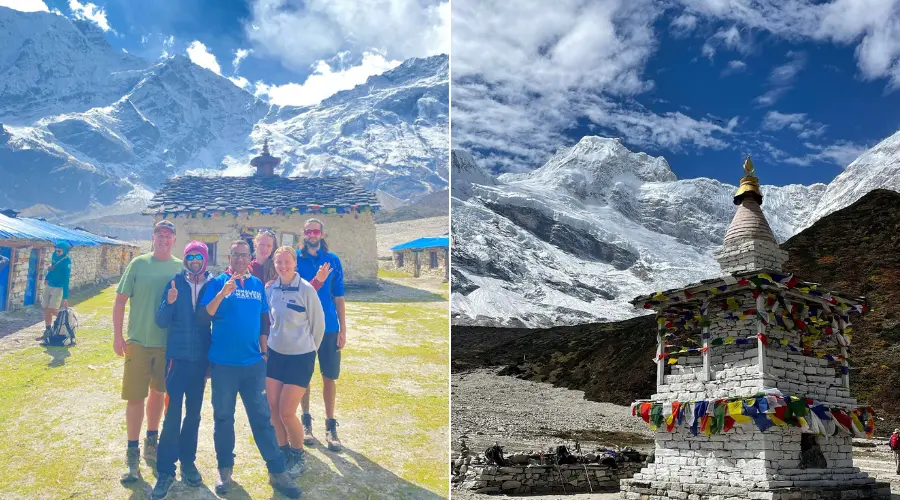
[733, 155, 763, 205]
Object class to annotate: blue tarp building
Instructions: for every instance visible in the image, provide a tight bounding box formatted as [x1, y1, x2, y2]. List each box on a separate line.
[0, 212, 136, 313]
[390, 234, 449, 280]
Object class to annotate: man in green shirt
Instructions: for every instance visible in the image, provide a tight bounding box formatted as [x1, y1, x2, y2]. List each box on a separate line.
[115, 220, 184, 484]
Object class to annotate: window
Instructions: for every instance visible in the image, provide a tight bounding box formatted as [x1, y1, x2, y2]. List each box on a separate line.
[281, 233, 296, 247]
[206, 242, 218, 265]
[430, 251, 438, 269]
[397, 253, 404, 267]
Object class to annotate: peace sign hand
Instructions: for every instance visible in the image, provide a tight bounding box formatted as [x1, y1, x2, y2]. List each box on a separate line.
[221, 275, 238, 298]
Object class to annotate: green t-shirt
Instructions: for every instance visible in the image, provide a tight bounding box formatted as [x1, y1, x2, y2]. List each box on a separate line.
[116, 253, 183, 348]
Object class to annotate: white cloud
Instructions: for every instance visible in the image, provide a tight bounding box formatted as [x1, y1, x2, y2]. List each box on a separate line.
[186, 40, 222, 75]
[670, 13, 698, 36]
[245, 0, 448, 71]
[232, 48, 253, 73]
[680, 0, 900, 88]
[0, 0, 48, 12]
[721, 59, 746, 76]
[754, 51, 806, 106]
[68, 0, 111, 32]
[762, 111, 827, 140]
[452, 0, 735, 172]
[229, 75, 251, 89]
[783, 141, 868, 167]
[254, 52, 401, 106]
[160, 35, 174, 59]
[702, 25, 752, 59]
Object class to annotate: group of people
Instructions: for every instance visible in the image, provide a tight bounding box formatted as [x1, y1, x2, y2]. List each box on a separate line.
[113, 218, 348, 499]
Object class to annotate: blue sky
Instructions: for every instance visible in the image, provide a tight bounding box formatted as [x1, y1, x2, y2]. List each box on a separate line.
[2, 0, 448, 106]
[451, 0, 900, 187]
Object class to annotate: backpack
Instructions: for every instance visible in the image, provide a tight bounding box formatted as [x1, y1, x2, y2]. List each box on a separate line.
[43, 308, 77, 346]
[891, 433, 900, 451]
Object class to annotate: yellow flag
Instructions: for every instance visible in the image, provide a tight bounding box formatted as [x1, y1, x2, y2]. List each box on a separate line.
[667, 358, 678, 365]
[727, 401, 752, 423]
[769, 414, 787, 426]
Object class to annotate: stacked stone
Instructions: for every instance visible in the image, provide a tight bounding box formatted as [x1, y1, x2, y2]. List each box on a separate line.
[459, 462, 643, 495]
[715, 240, 790, 274]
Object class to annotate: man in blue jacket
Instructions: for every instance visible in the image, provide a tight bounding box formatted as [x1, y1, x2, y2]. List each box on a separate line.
[42, 242, 72, 338]
[199, 240, 300, 499]
[151, 241, 213, 499]
[295, 218, 346, 451]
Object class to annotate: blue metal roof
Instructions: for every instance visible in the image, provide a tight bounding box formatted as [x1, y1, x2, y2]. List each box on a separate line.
[390, 236, 449, 251]
[0, 214, 131, 247]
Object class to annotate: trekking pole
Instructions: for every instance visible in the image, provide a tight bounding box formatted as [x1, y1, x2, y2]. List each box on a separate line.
[576, 441, 593, 493]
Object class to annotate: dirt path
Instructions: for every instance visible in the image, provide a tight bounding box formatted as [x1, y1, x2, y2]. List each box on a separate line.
[0, 273, 449, 499]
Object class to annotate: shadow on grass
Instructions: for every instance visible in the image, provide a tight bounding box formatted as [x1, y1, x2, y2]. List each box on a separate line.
[122, 474, 252, 500]
[0, 280, 113, 340]
[346, 279, 447, 304]
[310, 446, 445, 499]
[41, 344, 72, 367]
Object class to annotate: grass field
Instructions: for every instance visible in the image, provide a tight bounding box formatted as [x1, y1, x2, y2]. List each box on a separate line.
[0, 271, 449, 499]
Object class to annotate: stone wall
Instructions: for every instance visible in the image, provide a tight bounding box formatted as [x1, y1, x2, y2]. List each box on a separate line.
[2, 242, 139, 312]
[457, 462, 644, 495]
[714, 240, 789, 274]
[160, 212, 377, 286]
[393, 247, 448, 280]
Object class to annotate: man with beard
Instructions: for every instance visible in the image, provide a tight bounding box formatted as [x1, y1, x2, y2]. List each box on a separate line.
[199, 240, 300, 498]
[115, 220, 184, 483]
[150, 241, 213, 499]
[295, 218, 346, 451]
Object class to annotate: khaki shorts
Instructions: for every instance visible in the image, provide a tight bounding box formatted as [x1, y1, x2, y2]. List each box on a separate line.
[121, 343, 167, 401]
[42, 286, 63, 310]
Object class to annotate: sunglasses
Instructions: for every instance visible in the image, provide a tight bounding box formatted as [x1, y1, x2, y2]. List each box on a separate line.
[304, 229, 322, 236]
[185, 254, 204, 261]
[230, 252, 251, 259]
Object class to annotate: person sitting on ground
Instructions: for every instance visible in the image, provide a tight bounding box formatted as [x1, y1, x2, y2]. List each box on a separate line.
[199, 240, 301, 499]
[264, 246, 326, 478]
[150, 241, 214, 499]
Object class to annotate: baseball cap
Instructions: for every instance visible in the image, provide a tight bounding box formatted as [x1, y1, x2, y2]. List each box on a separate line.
[154, 220, 177, 234]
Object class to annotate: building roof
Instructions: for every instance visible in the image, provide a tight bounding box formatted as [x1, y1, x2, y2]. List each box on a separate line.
[0, 214, 134, 247]
[143, 175, 380, 216]
[391, 236, 449, 251]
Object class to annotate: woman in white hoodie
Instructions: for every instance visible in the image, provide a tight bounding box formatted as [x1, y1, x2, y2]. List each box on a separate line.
[264, 246, 326, 477]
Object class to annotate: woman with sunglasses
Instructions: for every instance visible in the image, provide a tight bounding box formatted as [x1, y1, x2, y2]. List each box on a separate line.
[249, 230, 331, 290]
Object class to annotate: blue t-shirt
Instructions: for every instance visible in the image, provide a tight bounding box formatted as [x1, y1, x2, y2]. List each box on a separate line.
[296, 249, 344, 334]
[200, 272, 269, 366]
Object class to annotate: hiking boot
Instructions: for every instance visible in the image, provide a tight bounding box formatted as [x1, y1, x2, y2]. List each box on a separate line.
[37, 327, 50, 341]
[287, 448, 307, 477]
[325, 418, 342, 452]
[302, 413, 315, 445]
[214, 467, 233, 496]
[120, 447, 141, 483]
[151, 472, 176, 500]
[143, 435, 158, 462]
[269, 471, 301, 498]
[181, 462, 203, 486]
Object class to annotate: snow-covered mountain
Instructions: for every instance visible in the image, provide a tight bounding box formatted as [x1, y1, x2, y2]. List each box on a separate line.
[452, 134, 899, 328]
[0, 6, 448, 215]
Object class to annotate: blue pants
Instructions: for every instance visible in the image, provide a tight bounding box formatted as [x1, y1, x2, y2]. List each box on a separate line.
[211, 359, 285, 473]
[157, 358, 208, 475]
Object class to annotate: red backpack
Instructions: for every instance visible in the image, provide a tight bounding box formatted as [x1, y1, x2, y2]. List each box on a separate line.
[890, 433, 900, 450]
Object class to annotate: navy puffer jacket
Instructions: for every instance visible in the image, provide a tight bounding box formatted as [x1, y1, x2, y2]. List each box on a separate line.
[155, 270, 212, 362]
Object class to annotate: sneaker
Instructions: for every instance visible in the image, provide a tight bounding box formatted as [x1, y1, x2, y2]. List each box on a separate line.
[151, 472, 176, 500]
[325, 418, 342, 452]
[120, 447, 141, 484]
[269, 471, 301, 499]
[287, 448, 307, 477]
[302, 413, 315, 445]
[181, 462, 203, 486]
[37, 327, 50, 341]
[214, 467, 233, 496]
[143, 435, 158, 462]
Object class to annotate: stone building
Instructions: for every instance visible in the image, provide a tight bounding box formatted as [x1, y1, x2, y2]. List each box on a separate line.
[391, 235, 449, 280]
[621, 158, 890, 500]
[143, 140, 380, 286]
[0, 211, 139, 312]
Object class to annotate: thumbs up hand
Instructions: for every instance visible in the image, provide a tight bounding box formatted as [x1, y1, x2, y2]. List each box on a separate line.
[167, 280, 178, 304]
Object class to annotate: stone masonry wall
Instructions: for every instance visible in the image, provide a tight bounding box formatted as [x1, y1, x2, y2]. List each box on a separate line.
[164, 212, 377, 286]
[393, 247, 448, 280]
[715, 240, 789, 274]
[3, 243, 138, 312]
[459, 462, 643, 495]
